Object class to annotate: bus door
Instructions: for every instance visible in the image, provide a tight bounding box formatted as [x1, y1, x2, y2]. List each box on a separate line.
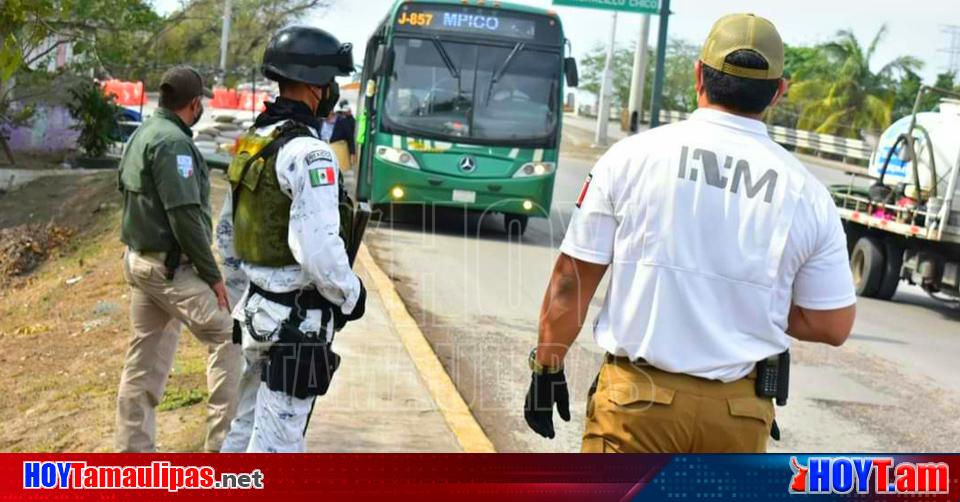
[356, 27, 391, 202]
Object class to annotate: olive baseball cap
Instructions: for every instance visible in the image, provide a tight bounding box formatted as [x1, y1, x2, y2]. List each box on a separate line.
[700, 13, 784, 80]
[160, 66, 214, 100]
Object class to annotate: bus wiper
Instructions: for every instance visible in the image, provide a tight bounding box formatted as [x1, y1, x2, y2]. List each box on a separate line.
[486, 42, 525, 105]
[431, 37, 460, 80]
[430, 36, 466, 107]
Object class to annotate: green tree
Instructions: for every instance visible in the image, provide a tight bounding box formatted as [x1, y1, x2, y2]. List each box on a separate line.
[149, 0, 332, 85]
[892, 71, 957, 120]
[788, 26, 921, 138]
[0, 0, 158, 161]
[782, 44, 829, 82]
[578, 38, 697, 114]
[661, 38, 698, 112]
[768, 44, 830, 128]
[579, 42, 638, 108]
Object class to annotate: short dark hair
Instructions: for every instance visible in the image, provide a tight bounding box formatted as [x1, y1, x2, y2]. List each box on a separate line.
[158, 85, 194, 110]
[701, 50, 780, 114]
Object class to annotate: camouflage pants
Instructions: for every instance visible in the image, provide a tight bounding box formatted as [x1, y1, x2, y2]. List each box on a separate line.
[219, 346, 314, 453]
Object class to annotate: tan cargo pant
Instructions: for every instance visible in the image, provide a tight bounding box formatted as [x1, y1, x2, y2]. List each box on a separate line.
[116, 249, 241, 452]
[581, 356, 774, 453]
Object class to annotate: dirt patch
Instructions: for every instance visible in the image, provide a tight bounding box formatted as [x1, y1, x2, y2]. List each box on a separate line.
[0, 152, 71, 171]
[0, 224, 73, 280]
[0, 168, 232, 452]
[0, 169, 118, 230]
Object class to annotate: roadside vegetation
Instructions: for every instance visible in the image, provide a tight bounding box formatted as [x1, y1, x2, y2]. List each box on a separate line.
[0, 171, 229, 451]
[579, 26, 959, 140]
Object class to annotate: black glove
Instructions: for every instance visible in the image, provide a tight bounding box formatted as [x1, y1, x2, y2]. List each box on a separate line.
[523, 369, 570, 439]
[334, 279, 367, 330]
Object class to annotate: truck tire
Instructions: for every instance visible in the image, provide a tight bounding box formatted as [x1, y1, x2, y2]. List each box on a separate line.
[875, 240, 903, 300]
[851, 236, 885, 298]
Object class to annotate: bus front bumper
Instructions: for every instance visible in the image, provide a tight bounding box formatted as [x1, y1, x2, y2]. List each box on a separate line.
[370, 162, 555, 217]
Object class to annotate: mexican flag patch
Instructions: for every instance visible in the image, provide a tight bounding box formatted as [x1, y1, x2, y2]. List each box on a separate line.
[309, 167, 335, 187]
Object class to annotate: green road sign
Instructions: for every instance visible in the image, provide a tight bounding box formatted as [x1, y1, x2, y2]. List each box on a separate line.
[552, 0, 659, 15]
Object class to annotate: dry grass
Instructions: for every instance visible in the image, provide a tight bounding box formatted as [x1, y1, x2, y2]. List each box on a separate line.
[0, 168, 230, 452]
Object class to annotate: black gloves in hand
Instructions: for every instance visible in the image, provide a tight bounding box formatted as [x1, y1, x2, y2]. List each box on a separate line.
[523, 369, 571, 439]
[334, 279, 367, 331]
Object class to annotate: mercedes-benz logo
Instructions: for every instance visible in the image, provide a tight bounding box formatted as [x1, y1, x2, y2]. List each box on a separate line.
[458, 156, 476, 173]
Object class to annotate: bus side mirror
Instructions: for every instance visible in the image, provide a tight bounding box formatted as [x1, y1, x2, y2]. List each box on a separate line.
[373, 45, 394, 76]
[564, 57, 579, 87]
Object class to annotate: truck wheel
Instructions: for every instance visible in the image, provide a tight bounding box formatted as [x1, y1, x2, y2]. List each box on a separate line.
[875, 240, 903, 300]
[504, 213, 529, 238]
[851, 236, 885, 298]
[843, 221, 861, 255]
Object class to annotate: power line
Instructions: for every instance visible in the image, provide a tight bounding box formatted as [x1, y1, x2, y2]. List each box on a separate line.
[939, 25, 960, 76]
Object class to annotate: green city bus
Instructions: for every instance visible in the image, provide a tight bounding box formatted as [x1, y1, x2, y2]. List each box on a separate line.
[354, 0, 578, 235]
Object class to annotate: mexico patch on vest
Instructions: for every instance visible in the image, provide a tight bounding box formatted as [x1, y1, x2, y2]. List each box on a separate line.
[309, 167, 335, 187]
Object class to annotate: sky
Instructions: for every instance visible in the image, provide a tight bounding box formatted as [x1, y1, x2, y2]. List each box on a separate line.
[154, 0, 959, 85]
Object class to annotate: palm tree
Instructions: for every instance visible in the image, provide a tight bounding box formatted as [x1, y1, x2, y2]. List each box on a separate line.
[788, 26, 921, 138]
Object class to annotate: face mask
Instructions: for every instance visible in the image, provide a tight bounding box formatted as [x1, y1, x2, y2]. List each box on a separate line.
[312, 81, 340, 119]
[192, 99, 204, 126]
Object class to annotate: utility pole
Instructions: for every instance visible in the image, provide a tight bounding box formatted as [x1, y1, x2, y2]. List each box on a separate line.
[594, 12, 618, 146]
[627, 14, 651, 133]
[941, 25, 960, 76]
[218, 0, 233, 84]
[648, 0, 670, 128]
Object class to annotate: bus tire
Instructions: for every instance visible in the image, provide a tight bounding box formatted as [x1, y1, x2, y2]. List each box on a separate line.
[851, 236, 885, 298]
[504, 213, 528, 237]
[876, 240, 903, 300]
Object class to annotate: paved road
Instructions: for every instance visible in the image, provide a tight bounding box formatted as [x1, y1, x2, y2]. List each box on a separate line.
[362, 118, 960, 453]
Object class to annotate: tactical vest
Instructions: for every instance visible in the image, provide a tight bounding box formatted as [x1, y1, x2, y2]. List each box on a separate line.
[227, 123, 313, 267]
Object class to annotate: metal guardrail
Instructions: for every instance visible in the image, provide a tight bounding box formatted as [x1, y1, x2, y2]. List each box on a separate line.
[657, 110, 873, 161]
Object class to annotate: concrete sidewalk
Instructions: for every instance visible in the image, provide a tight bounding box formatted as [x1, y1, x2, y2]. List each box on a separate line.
[304, 248, 467, 453]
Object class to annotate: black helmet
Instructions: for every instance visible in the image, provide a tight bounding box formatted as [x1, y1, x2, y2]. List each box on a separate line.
[262, 26, 354, 86]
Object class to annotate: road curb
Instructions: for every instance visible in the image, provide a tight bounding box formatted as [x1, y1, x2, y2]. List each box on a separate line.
[357, 243, 497, 453]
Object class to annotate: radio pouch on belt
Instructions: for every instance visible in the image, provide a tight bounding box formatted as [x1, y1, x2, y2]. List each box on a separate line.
[756, 351, 790, 441]
[755, 350, 790, 406]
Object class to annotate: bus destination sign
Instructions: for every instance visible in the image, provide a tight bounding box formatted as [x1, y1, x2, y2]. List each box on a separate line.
[394, 5, 560, 43]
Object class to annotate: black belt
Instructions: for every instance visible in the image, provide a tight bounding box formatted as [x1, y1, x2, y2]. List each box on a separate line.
[605, 353, 649, 365]
[248, 282, 336, 312]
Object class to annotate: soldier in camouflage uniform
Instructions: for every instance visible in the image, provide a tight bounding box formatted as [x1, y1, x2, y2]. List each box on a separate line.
[217, 26, 366, 453]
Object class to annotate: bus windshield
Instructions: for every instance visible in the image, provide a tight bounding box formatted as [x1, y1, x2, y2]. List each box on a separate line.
[383, 36, 560, 144]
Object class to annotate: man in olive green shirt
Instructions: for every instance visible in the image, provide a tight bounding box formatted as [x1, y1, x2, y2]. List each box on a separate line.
[115, 66, 240, 452]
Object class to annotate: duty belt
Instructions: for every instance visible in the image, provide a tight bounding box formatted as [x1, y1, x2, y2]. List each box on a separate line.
[248, 282, 336, 312]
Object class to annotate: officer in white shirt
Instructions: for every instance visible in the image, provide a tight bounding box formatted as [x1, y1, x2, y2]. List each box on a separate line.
[524, 13, 856, 453]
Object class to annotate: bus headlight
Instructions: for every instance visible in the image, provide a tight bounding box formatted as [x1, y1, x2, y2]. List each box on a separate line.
[376, 146, 421, 170]
[513, 162, 555, 178]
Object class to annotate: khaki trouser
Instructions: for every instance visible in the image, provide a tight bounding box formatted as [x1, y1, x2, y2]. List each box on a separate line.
[116, 249, 241, 452]
[581, 356, 774, 453]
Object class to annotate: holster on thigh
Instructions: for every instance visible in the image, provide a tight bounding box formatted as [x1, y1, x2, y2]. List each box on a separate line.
[262, 313, 341, 399]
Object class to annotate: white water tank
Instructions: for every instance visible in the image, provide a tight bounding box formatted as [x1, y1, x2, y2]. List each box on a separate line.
[868, 100, 960, 199]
